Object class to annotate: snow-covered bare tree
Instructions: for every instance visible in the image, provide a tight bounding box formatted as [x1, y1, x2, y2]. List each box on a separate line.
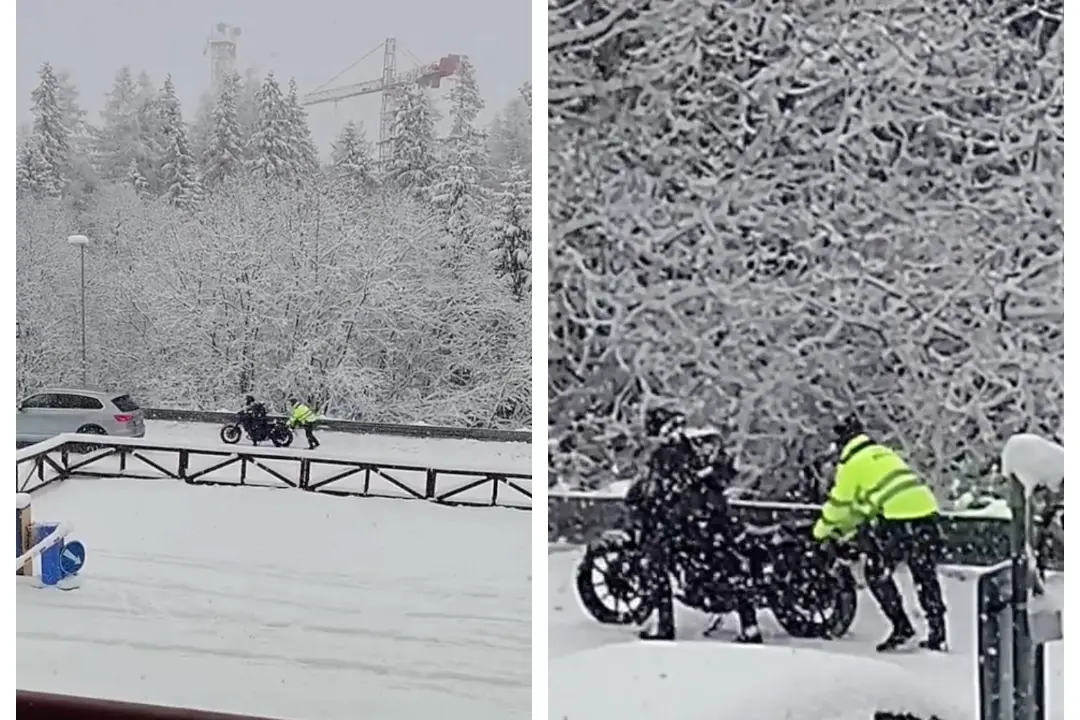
[16, 56, 532, 430]
[549, 0, 1063, 496]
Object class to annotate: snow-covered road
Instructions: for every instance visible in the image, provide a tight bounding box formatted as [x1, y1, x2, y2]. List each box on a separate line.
[144, 420, 531, 475]
[549, 547, 1065, 719]
[17, 479, 531, 719]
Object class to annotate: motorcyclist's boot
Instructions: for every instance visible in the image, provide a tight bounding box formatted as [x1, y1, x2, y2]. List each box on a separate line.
[639, 583, 675, 641]
[702, 614, 724, 637]
[734, 625, 763, 644]
[875, 619, 916, 652]
[639, 626, 675, 641]
[918, 616, 948, 651]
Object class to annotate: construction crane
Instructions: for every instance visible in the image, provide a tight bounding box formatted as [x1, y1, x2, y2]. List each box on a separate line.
[301, 38, 461, 167]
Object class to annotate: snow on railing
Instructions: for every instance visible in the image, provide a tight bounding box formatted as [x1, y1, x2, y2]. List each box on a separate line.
[14, 520, 70, 570]
[16, 433, 533, 509]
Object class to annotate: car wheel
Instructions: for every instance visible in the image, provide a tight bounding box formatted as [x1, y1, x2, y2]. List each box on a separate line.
[73, 424, 107, 454]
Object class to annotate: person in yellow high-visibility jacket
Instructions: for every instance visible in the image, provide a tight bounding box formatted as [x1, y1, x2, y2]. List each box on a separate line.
[287, 398, 321, 450]
[813, 414, 947, 653]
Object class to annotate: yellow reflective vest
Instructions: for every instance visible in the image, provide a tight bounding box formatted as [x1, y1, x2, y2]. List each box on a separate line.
[288, 404, 317, 428]
[812, 434, 939, 542]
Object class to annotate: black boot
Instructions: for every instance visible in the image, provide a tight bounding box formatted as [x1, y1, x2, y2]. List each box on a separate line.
[734, 625, 763, 644]
[876, 621, 916, 652]
[702, 614, 724, 638]
[639, 627, 675, 641]
[919, 618, 948, 651]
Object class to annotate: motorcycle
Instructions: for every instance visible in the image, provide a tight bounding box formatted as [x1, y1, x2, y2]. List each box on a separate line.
[574, 517, 859, 639]
[220, 414, 294, 448]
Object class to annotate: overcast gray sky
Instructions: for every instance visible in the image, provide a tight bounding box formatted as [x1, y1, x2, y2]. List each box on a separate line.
[16, 0, 530, 156]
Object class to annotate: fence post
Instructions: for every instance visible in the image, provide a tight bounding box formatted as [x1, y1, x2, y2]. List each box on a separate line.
[977, 562, 1012, 720]
[425, 470, 437, 499]
[299, 458, 310, 490]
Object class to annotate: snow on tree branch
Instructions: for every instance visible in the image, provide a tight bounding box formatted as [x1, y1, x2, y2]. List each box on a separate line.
[17, 59, 532, 430]
[549, 0, 1063, 494]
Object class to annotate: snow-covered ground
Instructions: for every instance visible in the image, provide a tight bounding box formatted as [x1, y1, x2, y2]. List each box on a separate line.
[551, 642, 974, 720]
[17, 478, 531, 719]
[145, 420, 531, 475]
[549, 547, 1064, 720]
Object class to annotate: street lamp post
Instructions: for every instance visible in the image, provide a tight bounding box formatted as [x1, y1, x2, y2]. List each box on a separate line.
[67, 234, 90, 385]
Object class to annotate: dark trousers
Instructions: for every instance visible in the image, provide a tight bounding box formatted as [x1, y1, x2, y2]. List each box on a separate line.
[301, 423, 319, 449]
[641, 542, 759, 640]
[642, 543, 676, 638]
[864, 515, 947, 634]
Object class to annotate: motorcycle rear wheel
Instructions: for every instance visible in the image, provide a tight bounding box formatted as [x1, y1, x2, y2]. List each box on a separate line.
[220, 424, 242, 444]
[575, 544, 655, 626]
[772, 564, 858, 639]
[270, 425, 294, 448]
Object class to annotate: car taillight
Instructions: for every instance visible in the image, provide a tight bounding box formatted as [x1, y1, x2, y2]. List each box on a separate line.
[114, 414, 134, 423]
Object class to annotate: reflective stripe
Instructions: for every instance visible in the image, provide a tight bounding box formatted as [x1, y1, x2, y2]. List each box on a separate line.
[827, 493, 853, 508]
[862, 468, 921, 512]
[840, 437, 874, 464]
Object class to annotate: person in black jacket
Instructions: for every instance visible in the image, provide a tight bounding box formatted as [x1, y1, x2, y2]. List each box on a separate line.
[628, 407, 761, 642]
[238, 395, 269, 444]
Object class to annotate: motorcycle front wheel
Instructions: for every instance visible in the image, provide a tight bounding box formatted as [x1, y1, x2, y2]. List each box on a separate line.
[574, 542, 655, 626]
[220, 424, 243, 444]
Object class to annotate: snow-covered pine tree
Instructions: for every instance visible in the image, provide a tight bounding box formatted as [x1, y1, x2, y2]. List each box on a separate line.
[188, 91, 216, 175]
[490, 162, 531, 301]
[488, 95, 530, 180]
[28, 62, 70, 197]
[133, 71, 164, 195]
[330, 121, 376, 198]
[202, 72, 245, 191]
[16, 138, 35, 197]
[236, 68, 261, 161]
[285, 78, 320, 180]
[432, 56, 488, 247]
[55, 69, 99, 205]
[157, 75, 203, 209]
[127, 159, 151, 199]
[93, 66, 141, 183]
[246, 72, 293, 182]
[385, 82, 439, 199]
[448, 56, 484, 135]
[55, 70, 88, 138]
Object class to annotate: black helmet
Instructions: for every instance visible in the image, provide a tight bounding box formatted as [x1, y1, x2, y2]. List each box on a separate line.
[244, 395, 255, 405]
[645, 407, 686, 438]
[832, 413, 865, 448]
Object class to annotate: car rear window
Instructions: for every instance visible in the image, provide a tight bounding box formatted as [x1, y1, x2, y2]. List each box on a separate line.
[112, 395, 141, 412]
